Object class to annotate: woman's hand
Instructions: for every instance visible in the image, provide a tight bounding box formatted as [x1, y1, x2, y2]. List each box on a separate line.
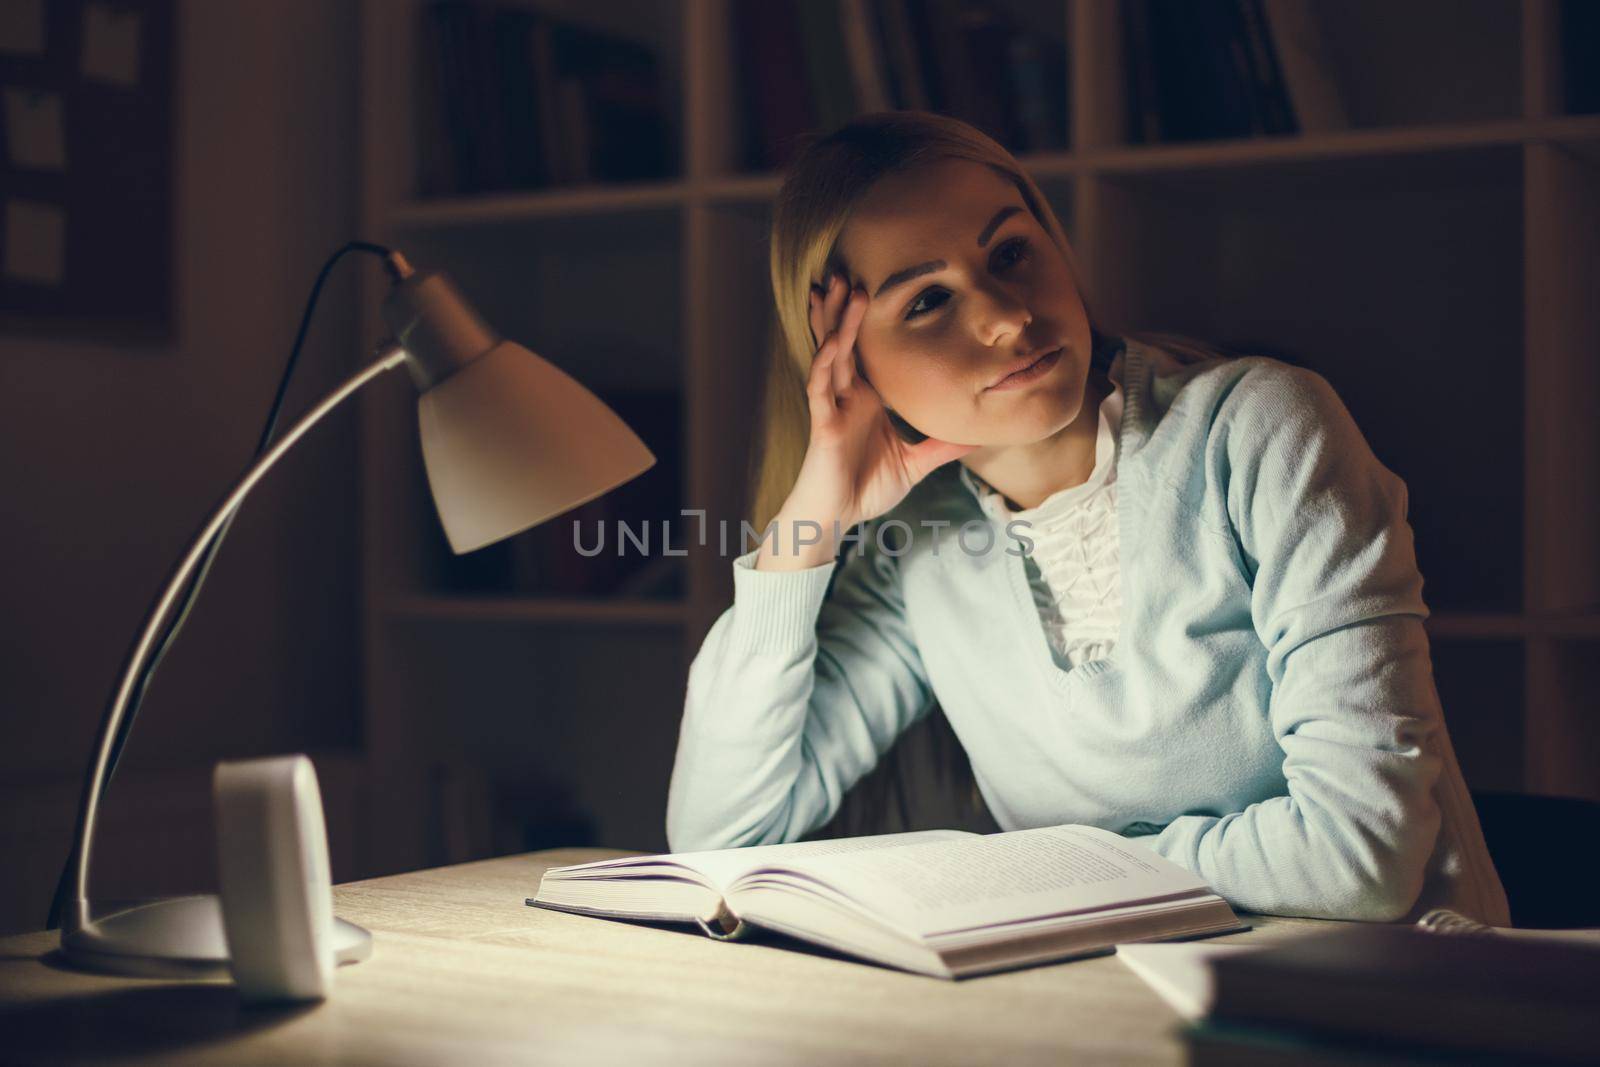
[757, 274, 977, 571]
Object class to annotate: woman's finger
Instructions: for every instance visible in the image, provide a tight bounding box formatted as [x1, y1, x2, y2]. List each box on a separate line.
[808, 287, 824, 351]
[805, 335, 839, 419]
[811, 275, 842, 348]
[833, 287, 867, 395]
[821, 273, 847, 339]
[832, 337, 856, 397]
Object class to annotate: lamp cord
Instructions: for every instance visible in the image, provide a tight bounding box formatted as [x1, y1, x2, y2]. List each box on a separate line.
[47, 240, 400, 930]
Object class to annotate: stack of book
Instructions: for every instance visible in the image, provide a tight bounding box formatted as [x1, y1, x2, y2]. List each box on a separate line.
[1181, 925, 1600, 1064]
[1123, 0, 1351, 144]
[415, 0, 675, 196]
[733, 0, 1068, 172]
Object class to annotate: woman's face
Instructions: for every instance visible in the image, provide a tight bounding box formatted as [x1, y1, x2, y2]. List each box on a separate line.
[833, 158, 1094, 447]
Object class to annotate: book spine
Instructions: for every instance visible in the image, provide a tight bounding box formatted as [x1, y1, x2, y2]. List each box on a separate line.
[1006, 32, 1064, 153]
[493, 8, 545, 188]
[529, 16, 568, 184]
[1564, 0, 1600, 113]
[959, 3, 1023, 148]
[463, 5, 510, 192]
[1228, 0, 1278, 136]
[1121, 0, 1162, 143]
[1236, 0, 1297, 135]
[1147, 0, 1254, 142]
[415, 2, 459, 195]
[920, 0, 977, 129]
[565, 34, 661, 182]
[558, 77, 592, 184]
[735, 0, 816, 170]
[437, 1, 481, 191]
[1146, 0, 1199, 142]
[1216, 3, 1260, 138]
[795, 0, 858, 132]
[875, 0, 929, 111]
[1259, 0, 1348, 132]
[839, 0, 893, 113]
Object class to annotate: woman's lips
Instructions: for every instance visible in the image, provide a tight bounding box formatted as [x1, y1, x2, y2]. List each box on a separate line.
[986, 346, 1063, 391]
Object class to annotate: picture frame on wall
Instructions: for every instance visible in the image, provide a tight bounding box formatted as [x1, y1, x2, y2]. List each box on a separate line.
[0, 0, 175, 342]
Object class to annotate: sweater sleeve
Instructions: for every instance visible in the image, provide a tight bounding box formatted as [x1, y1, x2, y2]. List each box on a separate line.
[1136, 362, 1446, 921]
[665, 521, 936, 853]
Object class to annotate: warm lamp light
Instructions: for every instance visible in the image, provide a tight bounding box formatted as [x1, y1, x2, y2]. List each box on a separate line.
[52, 249, 655, 976]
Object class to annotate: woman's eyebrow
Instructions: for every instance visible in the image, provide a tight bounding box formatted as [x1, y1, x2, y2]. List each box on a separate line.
[872, 205, 1025, 298]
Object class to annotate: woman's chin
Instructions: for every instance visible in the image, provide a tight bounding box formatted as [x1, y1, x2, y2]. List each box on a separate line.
[988, 389, 1083, 441]
[966, 419, 1078, 451]
[932, 385, 1086, 448]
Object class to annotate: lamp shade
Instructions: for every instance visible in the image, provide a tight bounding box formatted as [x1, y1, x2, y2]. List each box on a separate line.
[417, 339, 656, 554]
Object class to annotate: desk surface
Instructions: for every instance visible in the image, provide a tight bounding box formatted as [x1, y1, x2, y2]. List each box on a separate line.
[0, 849, 1336, 1065]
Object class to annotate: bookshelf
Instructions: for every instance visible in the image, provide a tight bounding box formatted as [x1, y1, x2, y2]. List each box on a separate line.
[356, 0, 1600, 873]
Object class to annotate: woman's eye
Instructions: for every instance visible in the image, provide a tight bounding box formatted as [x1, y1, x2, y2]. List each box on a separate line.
[904, 287, 949, 320]
[993, 236, 1031, 271]
[903, 237, 1032, 322]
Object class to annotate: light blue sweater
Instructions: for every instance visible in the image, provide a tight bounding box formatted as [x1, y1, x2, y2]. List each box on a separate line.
[667, 337, 1510, 924]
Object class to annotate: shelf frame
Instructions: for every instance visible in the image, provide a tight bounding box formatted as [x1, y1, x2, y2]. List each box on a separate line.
[355, 0, 1600, 876]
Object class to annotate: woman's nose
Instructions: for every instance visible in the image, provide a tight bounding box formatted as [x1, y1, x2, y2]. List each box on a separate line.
[970, 280, 1032, 349]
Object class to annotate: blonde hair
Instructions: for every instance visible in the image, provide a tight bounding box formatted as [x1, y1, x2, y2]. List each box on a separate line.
[749, 109, 1224, 532]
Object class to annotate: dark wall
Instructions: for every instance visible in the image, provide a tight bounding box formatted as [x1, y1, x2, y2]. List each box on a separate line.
[0, 0, 362, 934]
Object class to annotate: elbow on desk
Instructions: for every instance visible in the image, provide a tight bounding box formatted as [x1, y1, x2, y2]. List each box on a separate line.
[665, 787, 805, 855]
[664, 778, 753, 854]
[1272, 838, 1431, 923]
[1316, 869, 1426, 923]
[664, 814, 772, 856]
[1237, 861, 1424, 923]
[664, 816, 727, 856]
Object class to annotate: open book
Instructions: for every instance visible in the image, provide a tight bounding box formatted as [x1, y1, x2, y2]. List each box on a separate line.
[527, 825, 1246, 979]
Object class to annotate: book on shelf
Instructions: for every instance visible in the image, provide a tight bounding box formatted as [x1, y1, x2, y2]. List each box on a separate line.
[1124, 0, 1336, 145]
[732, 0, 817, 172]
[875, 0, 930, 112]
[1259, 0, 1348, 133]
[415, 0, 673, 197]
[547, 20, 673, 184]
[732, 0, 1066, 172]
[527, 824, 1246, 979]
[1565, 0, 1600, 116]
[839, 0, 895, 115]
[794, 0, 858, 141]
[1234, 0, 1297, 137]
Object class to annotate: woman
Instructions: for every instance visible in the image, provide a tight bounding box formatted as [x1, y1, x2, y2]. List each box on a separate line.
[666, 111, 1508, 924]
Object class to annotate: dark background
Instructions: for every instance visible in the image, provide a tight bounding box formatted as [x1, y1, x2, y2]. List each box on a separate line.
[0, 0, 1595, 935]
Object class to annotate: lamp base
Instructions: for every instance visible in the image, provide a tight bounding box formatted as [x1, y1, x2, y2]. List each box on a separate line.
[59, 895, 372, 979]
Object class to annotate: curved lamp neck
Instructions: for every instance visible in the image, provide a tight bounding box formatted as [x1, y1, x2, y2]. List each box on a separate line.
[61, 342, 408, 933]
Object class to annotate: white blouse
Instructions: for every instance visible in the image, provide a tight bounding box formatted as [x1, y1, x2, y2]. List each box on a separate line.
[959, 362, 1125, 671]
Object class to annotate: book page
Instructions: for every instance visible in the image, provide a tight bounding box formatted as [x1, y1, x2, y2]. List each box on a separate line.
[682, 829, 975, 891]
[764, 825, 1210, 938]
[546, 828, 976, 891]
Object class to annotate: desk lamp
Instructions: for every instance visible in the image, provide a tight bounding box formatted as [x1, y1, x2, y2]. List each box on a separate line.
[51, 248, 656, 976]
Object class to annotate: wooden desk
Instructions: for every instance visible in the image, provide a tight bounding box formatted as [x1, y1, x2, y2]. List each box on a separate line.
[0, 849, 1336, 1065]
